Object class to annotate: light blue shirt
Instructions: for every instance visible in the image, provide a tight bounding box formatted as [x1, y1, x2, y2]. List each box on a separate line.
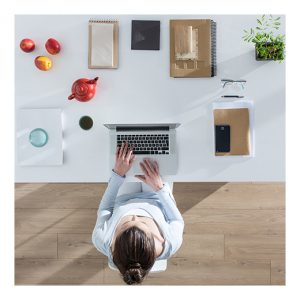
[92, 171, 184, 268]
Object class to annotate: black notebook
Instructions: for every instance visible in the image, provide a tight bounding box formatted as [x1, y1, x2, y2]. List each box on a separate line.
[131, 20, 160, 50]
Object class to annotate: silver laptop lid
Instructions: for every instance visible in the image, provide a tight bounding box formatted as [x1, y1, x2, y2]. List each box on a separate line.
[104, 123, 180, 130]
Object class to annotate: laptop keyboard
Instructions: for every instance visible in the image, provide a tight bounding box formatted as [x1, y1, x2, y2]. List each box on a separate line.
[117, 134, 170, 155]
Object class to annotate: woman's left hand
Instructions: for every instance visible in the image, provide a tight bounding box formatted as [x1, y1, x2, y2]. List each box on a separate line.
[113, 142, 135, 177]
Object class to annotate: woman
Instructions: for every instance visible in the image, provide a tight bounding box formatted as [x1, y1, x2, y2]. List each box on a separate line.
[92, 142, 184, 285]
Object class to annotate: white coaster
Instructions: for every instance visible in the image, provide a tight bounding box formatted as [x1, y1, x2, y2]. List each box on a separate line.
[16, 108, 63, 166]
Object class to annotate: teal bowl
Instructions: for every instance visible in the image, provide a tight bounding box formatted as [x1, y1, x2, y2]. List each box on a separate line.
[29, 128, 48, 147]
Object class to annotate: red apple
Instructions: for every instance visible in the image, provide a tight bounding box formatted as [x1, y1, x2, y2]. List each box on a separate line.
[34, 56, 52, 71]
[20, 38, 35, 53]
[45, 38, 61, 55]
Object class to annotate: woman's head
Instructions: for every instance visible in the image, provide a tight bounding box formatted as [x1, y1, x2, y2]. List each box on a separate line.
[112, 226, 156, 285]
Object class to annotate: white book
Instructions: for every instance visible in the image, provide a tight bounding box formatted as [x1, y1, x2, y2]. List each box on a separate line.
[88, 20, 119, 68]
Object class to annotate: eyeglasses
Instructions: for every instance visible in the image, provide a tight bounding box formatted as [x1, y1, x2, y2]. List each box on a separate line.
[221, 78, 247, 89]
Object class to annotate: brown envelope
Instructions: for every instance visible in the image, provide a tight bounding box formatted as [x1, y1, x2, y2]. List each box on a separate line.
[213, 108, 250, 156]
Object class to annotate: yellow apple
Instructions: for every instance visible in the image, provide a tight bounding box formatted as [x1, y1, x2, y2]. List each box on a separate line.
[34, 56, 52, 71]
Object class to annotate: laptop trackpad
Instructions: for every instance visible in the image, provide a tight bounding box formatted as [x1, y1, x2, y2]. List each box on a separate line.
[126, 155, 176, 176]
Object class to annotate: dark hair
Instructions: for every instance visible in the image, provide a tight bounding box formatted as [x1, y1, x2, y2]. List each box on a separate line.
[112, 226, 156, 285]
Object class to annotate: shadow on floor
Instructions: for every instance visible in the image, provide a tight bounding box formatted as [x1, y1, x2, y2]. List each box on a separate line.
[39, 249, 105, 285]
[174, 182, 227, 214]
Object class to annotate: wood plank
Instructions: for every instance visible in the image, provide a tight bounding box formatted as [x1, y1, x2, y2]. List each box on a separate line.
[15, 258, 105, 285]
[103, 259, 270, 285]
[225, 235, 285, 260]
[15, 183, 106, 209]
[15, 182, 285, 210]
[58, 234, 105, 259]
[14, 182, 285, 285]
[103, 266, 123, 285]
[174, 183, 285, 211]
[271, 259, 285, 285]
[183, 209, 285, 235]
[15, 234, 57, 259]
[146, 259, 271, 285]
[174, 234, 224, 260]
[15, 209, 97, 234]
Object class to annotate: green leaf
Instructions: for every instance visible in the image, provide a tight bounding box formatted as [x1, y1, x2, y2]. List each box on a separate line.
[275, 17, 280, 20]
[257, 19, 262, 25]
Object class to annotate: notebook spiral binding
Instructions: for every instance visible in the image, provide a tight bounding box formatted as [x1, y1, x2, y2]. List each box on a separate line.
[89, 19, 118, 23]
[211, 20, 217, 77]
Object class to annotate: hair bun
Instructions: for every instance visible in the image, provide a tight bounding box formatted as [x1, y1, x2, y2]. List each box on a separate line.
[124, 266, 143, 285]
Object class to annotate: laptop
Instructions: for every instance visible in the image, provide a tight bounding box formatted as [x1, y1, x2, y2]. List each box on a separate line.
[104, 123, 181, 175]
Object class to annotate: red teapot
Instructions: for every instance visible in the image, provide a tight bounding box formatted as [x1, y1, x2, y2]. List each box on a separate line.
[68, 77, 99, 102]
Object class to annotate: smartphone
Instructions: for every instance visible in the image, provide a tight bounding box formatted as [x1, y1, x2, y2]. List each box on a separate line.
[215, 125, 230, 153]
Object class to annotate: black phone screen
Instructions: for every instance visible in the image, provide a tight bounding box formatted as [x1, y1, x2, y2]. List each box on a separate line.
[215, 125, 230, 153]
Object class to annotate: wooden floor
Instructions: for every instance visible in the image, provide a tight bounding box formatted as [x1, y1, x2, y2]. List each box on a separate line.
[15, 182, 285, 285]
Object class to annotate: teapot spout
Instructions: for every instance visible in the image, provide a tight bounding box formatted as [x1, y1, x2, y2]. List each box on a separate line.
[88, 77, 99, 84]
[68, 93, 75, 100]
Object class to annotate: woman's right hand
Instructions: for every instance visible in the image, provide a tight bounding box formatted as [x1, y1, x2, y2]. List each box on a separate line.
[113, 142, 135, 177]
[135, 159, 163, 192]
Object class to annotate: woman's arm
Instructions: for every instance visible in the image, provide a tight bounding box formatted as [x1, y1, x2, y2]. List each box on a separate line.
[92, 142, 135, 254]
[99, 170, 126, 212]
[157, 184, 184, 255]
[135, 159, 184, 255]
[99, 142, 135, 212]
[135, 158, 183, 222]
[92, 170, 125, 254]
[157, 183, 184, 223]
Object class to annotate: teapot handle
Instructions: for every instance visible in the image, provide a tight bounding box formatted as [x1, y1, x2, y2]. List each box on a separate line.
[68, 93, 75, 100]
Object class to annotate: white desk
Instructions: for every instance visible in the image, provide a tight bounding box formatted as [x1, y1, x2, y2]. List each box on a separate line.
[15, 15, 285, 182]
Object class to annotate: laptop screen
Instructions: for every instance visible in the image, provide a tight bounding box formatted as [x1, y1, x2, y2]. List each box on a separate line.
[116, 126, 169, 131]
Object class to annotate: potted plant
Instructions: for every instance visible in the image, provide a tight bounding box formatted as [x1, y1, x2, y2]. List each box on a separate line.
[242, 15, 285, 62]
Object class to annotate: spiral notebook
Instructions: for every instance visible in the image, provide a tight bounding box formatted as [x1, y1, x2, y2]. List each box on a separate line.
[88, 20, 119, 69]
[170, 19, 216, 77]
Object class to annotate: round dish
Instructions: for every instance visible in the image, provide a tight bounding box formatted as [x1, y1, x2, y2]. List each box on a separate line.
[29, 128, 48, 147]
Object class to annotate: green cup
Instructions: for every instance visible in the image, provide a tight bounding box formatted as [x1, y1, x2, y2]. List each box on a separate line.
[79, 116, 93, 130]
